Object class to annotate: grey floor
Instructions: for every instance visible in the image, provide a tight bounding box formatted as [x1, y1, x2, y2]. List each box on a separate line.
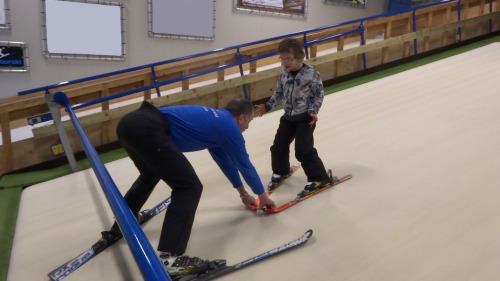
[7, 43, 500, 281]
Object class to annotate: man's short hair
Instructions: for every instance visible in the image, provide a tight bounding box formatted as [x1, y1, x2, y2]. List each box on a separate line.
[225, 98, 254, 118]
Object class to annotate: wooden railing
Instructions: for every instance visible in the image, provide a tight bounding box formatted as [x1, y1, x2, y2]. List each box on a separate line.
[0, 0, 499, 176]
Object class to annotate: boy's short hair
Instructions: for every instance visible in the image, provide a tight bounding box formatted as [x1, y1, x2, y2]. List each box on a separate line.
[225, 98, 254, 118]
[278, 38, 305, 60]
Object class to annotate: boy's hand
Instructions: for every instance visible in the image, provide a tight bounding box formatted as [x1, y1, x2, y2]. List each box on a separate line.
[254, 104, 266, 117]
[309, 113, 318, 125]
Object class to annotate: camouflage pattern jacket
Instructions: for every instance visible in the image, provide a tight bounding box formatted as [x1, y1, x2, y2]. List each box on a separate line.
[265, 64, 325, 117]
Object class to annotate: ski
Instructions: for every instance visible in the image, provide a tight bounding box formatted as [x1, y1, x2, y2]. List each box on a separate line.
[47, 196, 171, 281]
[253, 164, 301, 211]
[264, 174, 352, 214]
[185, 229, 313, 281]
[267, 163, 301, 193]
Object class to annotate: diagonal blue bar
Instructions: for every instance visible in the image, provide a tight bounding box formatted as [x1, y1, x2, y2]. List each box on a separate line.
[52, 91, 171, 281]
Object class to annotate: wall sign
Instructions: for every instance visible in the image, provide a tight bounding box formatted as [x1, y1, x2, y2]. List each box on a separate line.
[41, 0, 125, 60]
[322, 0, 366, 8]
[234, 0, 308, 18]
[0, 41, 29, 72]
[148, 0, 216, 40]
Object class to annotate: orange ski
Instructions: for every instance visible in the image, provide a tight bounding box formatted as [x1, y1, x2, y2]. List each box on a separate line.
[253, 164, 301, 211]
[267, 163, 301, 194]
[263, 174, 352, 214]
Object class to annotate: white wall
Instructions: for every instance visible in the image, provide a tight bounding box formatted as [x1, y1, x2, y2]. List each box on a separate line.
[0, 1, 386, 98]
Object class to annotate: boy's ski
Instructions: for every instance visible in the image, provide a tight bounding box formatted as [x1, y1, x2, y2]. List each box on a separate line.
[253, 164, 301, 211]
[47, 197, 171, 281]
[264, 174, 352, 214]
[267, 163, 301, 193]
[184, 229, 313, 281]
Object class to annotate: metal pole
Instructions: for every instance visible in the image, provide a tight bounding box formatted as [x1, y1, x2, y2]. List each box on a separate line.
[45, 92, 79, 173]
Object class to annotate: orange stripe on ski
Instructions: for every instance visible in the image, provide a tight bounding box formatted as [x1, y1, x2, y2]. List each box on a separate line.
[264, 174, 352, 214]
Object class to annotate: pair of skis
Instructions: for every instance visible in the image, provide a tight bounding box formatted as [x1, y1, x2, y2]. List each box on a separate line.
[47, 197, 171, 281]
[49, 163, 345, 280]
[175, 229, 313, 281]
[256, 164, 352, 213]
[48, 196, 315, 280]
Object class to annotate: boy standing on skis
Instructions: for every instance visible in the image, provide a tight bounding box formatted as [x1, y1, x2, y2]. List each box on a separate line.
[255, 38, 334, 198]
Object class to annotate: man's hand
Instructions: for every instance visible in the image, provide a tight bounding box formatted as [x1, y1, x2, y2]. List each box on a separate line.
[241, 194, 259, 211]
[257, 193, 276, 211]
[237, 188, 276, 211]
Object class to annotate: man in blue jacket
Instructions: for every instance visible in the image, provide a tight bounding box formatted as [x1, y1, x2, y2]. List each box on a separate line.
[103, 98, 275, 277]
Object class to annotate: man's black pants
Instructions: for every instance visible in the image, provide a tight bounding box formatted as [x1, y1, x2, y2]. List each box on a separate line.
[115, 101, 202, 255]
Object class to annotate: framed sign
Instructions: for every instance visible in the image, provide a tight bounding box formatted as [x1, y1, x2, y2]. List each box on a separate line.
[0, 41, 29, 72]
[322, 0, 366, 8]
[148, 0, 215, 40]
[234, 0, 307, 18]
[41, 0, 125, 60]
[0, 0, 10, 29]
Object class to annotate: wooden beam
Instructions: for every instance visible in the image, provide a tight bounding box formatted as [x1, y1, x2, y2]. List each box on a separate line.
[0, 108, 13, 172]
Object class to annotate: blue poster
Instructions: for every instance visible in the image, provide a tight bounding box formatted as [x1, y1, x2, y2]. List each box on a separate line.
[0, 46, 25, 68]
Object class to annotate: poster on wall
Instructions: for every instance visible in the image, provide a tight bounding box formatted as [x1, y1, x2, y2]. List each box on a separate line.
[322, 0, 366, 8]
[149, 0, 215, 40]
[1, 0, 10, 29]
[0, 41, 29, 72]
[42, 0, 125, 60]
[234, 0, 308, 18]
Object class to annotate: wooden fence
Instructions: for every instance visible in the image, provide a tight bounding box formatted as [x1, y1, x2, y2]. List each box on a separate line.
[0, 0, 499, 176]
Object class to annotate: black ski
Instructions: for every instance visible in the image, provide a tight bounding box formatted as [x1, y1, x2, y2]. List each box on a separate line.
[47, 197, 171, 281]
[186, 229, 313, 281]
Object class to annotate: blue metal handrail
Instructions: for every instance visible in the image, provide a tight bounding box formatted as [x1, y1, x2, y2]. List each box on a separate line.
[52, 91, 171, 281]
[18, 0, 469, 99]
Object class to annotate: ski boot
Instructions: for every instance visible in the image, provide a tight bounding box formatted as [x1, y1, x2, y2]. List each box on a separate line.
[160, 252, 226, 279]
[267, 164, 300, 192]
[267, 174, 287, 192]
[93, 229, 122, 252]
[297, 169, 338, 199]
[137, 209, 152, 224]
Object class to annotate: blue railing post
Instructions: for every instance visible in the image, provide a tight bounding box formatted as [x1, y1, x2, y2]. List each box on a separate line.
[150, 66, 162, 97]
[457, 0, 463, 42]
[52, 91, 171, 281]
[412, 9, 419, 55]
[235, 49, 249, 100]
[302, 33, 310, 59]
[489, 0, 493, 33]
[359, 21, 367, 70]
